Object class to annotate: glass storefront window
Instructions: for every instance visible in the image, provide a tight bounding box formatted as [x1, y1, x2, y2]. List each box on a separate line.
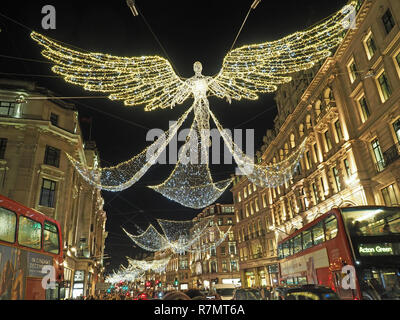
[360, 268, 400, 300]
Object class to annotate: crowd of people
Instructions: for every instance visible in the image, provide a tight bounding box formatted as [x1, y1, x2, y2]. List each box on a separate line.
[68, 286, 274, 301]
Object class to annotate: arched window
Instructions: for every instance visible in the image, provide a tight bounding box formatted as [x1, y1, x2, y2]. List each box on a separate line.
[315, 100, 322, 116]
[273, 157, 277, 164]
[324, 87, 334, 104]
[290, 134, 296, 148]
[299, 124, 305, 137]
[284, 143, 289, 155]
[279, 149, 284, 161]
[306, 115, 312, 129]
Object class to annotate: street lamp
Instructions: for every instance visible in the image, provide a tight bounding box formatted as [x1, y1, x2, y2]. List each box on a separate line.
[126, 0, 139, 16]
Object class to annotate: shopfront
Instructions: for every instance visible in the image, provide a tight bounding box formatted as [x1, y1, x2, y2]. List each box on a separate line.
[245, 271, 256, 288]
[258, 268, 268, 287]
[72, 270, 85, 298]
[268, 264, 279, 287]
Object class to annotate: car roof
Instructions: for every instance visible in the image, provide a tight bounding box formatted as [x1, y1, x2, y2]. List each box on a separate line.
[285, 286, 336, 293]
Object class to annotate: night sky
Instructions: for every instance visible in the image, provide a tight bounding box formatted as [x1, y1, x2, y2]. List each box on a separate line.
[0, 0, 345, 274]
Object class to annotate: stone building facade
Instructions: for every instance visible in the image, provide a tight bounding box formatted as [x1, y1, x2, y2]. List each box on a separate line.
[0, 79, 108, 298]
[232, 0, 400, 287]
[188, 203, 240, 290]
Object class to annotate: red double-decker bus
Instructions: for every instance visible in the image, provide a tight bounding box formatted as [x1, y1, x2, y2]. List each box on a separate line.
[0, 194, 64, 300]
[277, 206, 400, 300]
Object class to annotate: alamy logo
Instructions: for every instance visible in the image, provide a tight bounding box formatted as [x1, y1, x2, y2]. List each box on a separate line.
[41, 265, 56, 290]
[146, 124, 255, 175]
[41, 5, 56, 30]
[341, 265, 357, 290]
[342, 4, 357, 30]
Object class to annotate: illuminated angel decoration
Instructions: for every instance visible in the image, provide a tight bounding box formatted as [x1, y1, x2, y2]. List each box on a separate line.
[31, 2, 357, 208]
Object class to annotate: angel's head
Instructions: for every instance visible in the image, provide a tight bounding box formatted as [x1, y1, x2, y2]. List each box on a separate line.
[193, 61, 203, 75]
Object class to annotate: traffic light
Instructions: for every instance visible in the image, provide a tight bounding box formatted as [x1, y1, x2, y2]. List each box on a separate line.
[174, 278, 179, 287]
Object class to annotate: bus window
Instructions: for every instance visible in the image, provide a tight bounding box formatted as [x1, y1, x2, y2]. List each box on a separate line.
[302, 230, 313, 249]
[0, 207, 16, 243]
[288, 238, 294, 256]
[283, 241, 290, 258]
[18, 216, 42, 250]
[44, 221, 60, 254]
[278, 244, 284, 259]
[312, 222, 325, 245]
[342, 207, 400, 236]
[294, 234, 302, 254]
[325, 215, 338, 240]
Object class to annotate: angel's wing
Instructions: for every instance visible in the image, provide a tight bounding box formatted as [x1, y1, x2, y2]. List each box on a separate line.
[31, 31, 186, 111]
[212, 2, 357, 101]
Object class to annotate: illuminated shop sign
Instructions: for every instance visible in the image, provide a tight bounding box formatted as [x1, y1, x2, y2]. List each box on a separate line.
[358, 244, 394, 256]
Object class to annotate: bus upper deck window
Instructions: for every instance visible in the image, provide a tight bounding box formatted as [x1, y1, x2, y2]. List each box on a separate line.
[44, 221, 60, 254]
[0, 207, 16, 243]
[18, 216, 42, 250]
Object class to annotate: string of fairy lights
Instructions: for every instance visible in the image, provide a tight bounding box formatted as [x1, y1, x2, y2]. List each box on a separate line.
[29, 1, 357, 281]
[149, 118, 234, 209]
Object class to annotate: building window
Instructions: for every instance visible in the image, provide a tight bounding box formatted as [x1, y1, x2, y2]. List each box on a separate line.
[382, 9, 395, 35]
[381, 184, 400, 206]
[227, 218, 233, 225]
[324, 130, 333, 152]
[262, 194, 267, 208]
[44, 146, 61, 168]
[343, 158, 351, 177]
[347, 58, 358, 84]
[218, 218, 223, 226]
[396, 52, 400, 75]
[312, 183, 320, 204]
[0, 138, 8, 159]
[377, 72, 392, 102]
[0, 102, 15, 117]
[39, 179, 57, 208]
[358, 96, 370, 123]
[222, 260, 228, 272]
[393, 119, 400, 144]
[312, 144, 318, 163]
[332, 167, 341, 192]
[50, 113, 59, 126]
[364, 32, 377, 60]
[320, 177, 326, 196]
[334, 120, 344, 141]
[371, 138, 385, 172]
[305, 150, 312, 170]
[299, 124, 305, 137]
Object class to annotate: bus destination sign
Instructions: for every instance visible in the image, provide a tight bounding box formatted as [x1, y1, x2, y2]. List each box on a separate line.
[358, 243, 395, 256]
